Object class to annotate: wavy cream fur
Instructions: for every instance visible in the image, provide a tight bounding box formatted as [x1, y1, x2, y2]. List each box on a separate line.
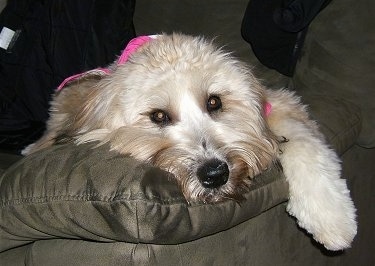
[23, 33, 356, 251]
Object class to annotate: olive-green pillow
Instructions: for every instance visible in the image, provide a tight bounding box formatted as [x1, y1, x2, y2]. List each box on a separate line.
[0, 142, 288, 252]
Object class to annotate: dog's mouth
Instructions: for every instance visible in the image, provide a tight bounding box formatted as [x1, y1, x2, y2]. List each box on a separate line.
[150, 140, 278, 203]
[172, 157, 254, 203]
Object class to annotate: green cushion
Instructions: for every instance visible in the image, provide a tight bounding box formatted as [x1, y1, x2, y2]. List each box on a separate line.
[0, 142, 288, 252]
[294, 0, 375, 148]
[303, 95, 362, 155]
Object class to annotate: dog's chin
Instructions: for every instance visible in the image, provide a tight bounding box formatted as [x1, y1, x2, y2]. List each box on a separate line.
[181, 175, 252, 204]
[180, 161, 275, 203]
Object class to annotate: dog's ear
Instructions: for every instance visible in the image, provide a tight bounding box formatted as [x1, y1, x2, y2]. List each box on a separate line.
[56, 67, 113, 92]
[22, 71, 108, 154]
[51, 71, 112, 142]
[59, 73, 105, 92]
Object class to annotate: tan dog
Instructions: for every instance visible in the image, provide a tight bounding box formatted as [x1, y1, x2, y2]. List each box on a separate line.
[23, 33, 357, 251]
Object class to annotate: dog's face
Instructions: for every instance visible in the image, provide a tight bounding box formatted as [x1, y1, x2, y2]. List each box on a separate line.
[76, 34, 279, 202]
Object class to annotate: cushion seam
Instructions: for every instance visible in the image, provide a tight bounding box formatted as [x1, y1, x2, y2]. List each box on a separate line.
[0, 178, 287, 208]
[327, 111, 361, 151]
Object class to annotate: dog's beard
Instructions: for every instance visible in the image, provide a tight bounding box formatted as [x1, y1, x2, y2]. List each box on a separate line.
[101, 124, 278, 203]
[154, 141, 278, 203]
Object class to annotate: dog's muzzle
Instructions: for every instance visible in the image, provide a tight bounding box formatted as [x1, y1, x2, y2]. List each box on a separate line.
[197, 159, 229, 188]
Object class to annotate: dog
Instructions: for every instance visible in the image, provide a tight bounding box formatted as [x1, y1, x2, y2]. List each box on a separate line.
[23, 33, 357, 251]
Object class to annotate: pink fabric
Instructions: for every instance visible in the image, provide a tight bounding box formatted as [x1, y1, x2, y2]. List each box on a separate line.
[264, 102, 272, 117]
[117, 35, 153, 64]
[56, 36, 153, 91]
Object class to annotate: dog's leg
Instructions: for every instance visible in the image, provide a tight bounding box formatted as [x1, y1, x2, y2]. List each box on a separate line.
[266, 90, 357, 250]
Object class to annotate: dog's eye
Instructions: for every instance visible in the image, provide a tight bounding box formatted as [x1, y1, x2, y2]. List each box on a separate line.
[207, 95, 222, 112]
[150, 110, 170, 125]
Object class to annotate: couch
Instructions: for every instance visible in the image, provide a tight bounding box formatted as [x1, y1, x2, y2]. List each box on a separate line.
[1, 0, 374, 265]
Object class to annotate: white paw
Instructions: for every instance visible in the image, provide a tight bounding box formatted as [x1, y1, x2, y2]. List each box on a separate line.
[287, 177, 357, 250]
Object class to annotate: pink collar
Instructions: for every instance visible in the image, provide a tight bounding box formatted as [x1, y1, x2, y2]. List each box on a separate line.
[57, 35, 157, 91]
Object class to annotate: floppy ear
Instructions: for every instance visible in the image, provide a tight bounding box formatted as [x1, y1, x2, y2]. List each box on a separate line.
[22, 71, 108, 155]
[55, 71, 116, 141]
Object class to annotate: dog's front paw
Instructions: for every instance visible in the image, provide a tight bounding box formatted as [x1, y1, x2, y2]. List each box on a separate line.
[287, 177, 357, 250]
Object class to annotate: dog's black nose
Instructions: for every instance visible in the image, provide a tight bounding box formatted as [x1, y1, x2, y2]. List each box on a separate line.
[197, 159, 229, 188]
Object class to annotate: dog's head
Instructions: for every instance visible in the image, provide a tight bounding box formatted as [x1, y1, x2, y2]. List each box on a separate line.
[73, 34, 279, 202]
